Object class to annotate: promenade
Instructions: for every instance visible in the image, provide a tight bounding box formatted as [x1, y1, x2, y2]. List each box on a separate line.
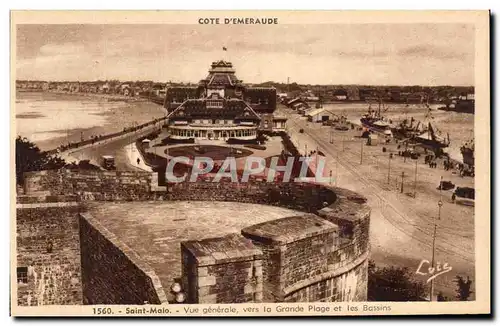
[54, 117, 166, 170]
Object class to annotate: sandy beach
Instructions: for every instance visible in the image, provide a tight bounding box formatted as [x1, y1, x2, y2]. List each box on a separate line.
[15, 91, 166, 151]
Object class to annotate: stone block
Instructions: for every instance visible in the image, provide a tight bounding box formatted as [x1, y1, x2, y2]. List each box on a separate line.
[244, 283, 256, 294]
[198, 293, 217, 304]
[197, 275, 216, 287]
[197, 267, 208, 277]
[197, 286, 210, 297]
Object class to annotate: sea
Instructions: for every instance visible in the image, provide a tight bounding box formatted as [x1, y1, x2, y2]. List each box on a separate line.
[15, 91, 166, 151]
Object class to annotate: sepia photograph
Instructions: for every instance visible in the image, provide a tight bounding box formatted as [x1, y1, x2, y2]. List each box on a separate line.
[10, 10, 490, 316]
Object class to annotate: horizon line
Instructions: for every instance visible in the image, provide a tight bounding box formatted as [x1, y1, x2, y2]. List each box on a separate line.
[15, 79, 475, 88]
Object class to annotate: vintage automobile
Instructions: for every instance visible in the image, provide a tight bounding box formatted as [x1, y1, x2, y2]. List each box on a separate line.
[101, 155, 116, 170]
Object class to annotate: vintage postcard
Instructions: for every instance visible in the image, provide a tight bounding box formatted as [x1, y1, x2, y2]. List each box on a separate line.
[10, 10, 490, 317]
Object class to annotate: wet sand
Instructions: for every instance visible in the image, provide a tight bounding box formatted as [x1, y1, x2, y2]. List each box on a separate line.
[15, 91, 166, 151]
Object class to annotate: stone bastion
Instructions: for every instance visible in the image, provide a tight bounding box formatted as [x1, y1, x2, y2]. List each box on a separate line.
[16, 169, 370, 305]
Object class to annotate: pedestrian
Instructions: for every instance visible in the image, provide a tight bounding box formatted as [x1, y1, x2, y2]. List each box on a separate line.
[452, 193, 456, 203]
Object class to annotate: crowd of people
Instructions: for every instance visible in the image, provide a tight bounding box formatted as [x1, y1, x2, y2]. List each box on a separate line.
[392, 146, 474, 177]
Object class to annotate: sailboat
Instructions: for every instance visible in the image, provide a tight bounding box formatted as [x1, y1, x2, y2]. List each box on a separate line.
[391, 101, 431, 140]
[414, 121, 450, 151]
[360, 98, 393, 137]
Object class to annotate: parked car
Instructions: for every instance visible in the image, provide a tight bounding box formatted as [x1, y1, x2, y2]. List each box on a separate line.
[454, 187, 475, 200]
[101, 155, 116, 170]
[438, 180, 455, 191]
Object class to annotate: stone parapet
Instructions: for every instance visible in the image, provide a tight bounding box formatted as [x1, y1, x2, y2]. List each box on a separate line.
[181, 234, 263, 304]
[79, 213, 168, 305]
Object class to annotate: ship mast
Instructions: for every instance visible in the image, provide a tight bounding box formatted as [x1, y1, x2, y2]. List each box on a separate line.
[378, 96, 382, 118]
[428, 122, 433, 140]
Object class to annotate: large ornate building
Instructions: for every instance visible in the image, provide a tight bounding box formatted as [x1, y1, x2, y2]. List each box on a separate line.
[164, 60, 286, 142]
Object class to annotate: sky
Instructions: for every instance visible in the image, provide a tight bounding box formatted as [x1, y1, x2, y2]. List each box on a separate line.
[16, 24, 475, 86]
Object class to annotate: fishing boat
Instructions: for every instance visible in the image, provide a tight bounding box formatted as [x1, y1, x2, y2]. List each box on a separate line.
[391, 103, 431, 140]
[413, 122, 450, 152]
[359, 99, 393, 137]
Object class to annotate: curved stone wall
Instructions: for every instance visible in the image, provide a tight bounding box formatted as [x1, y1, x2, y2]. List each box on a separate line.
[19, 169, 370, 304]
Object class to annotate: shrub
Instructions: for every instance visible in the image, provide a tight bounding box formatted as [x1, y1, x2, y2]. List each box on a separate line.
[368, 260, 427, 301]
[16, 136, 66, 185]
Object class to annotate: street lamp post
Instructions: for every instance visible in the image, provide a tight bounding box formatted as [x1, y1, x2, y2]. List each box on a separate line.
[404, 141, 409, 163]
[387, 154, 392, 184]
[414, 158, 418, 197]
[336, 152, 339, 186]
[400, 171, 405, 193]
[430, 176, 444, 301]
[360, 140, 364, 165]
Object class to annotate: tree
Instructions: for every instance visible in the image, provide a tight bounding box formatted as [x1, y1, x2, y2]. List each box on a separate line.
[15, 136, 66, 185]
[368, 260, 427, 301]
[455, 275, 473, 301]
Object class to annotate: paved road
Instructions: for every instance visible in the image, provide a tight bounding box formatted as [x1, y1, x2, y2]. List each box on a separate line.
[281, 107, 474, 299]
[62, 125, 162, 171]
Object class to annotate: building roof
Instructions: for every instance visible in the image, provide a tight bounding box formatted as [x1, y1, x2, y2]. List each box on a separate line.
[306, 108, 329, 117]
[167, 97, 261, 121]
[287, 98, 303, 105]
[200, 60, 242, 88]
[207, 73, 239, 87]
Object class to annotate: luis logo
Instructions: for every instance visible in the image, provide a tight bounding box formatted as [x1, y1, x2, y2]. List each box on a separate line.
[415, 260, 453, 283]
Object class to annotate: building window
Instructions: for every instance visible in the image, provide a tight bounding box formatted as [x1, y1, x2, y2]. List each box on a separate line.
[17, 267, 28, 284]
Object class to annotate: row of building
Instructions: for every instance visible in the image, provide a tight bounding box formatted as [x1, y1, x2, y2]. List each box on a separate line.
[276, 86, 474, 104]
[15, 80, 173, 98]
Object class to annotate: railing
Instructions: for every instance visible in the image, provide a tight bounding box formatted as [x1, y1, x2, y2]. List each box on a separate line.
[45, 117, 167, 156]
